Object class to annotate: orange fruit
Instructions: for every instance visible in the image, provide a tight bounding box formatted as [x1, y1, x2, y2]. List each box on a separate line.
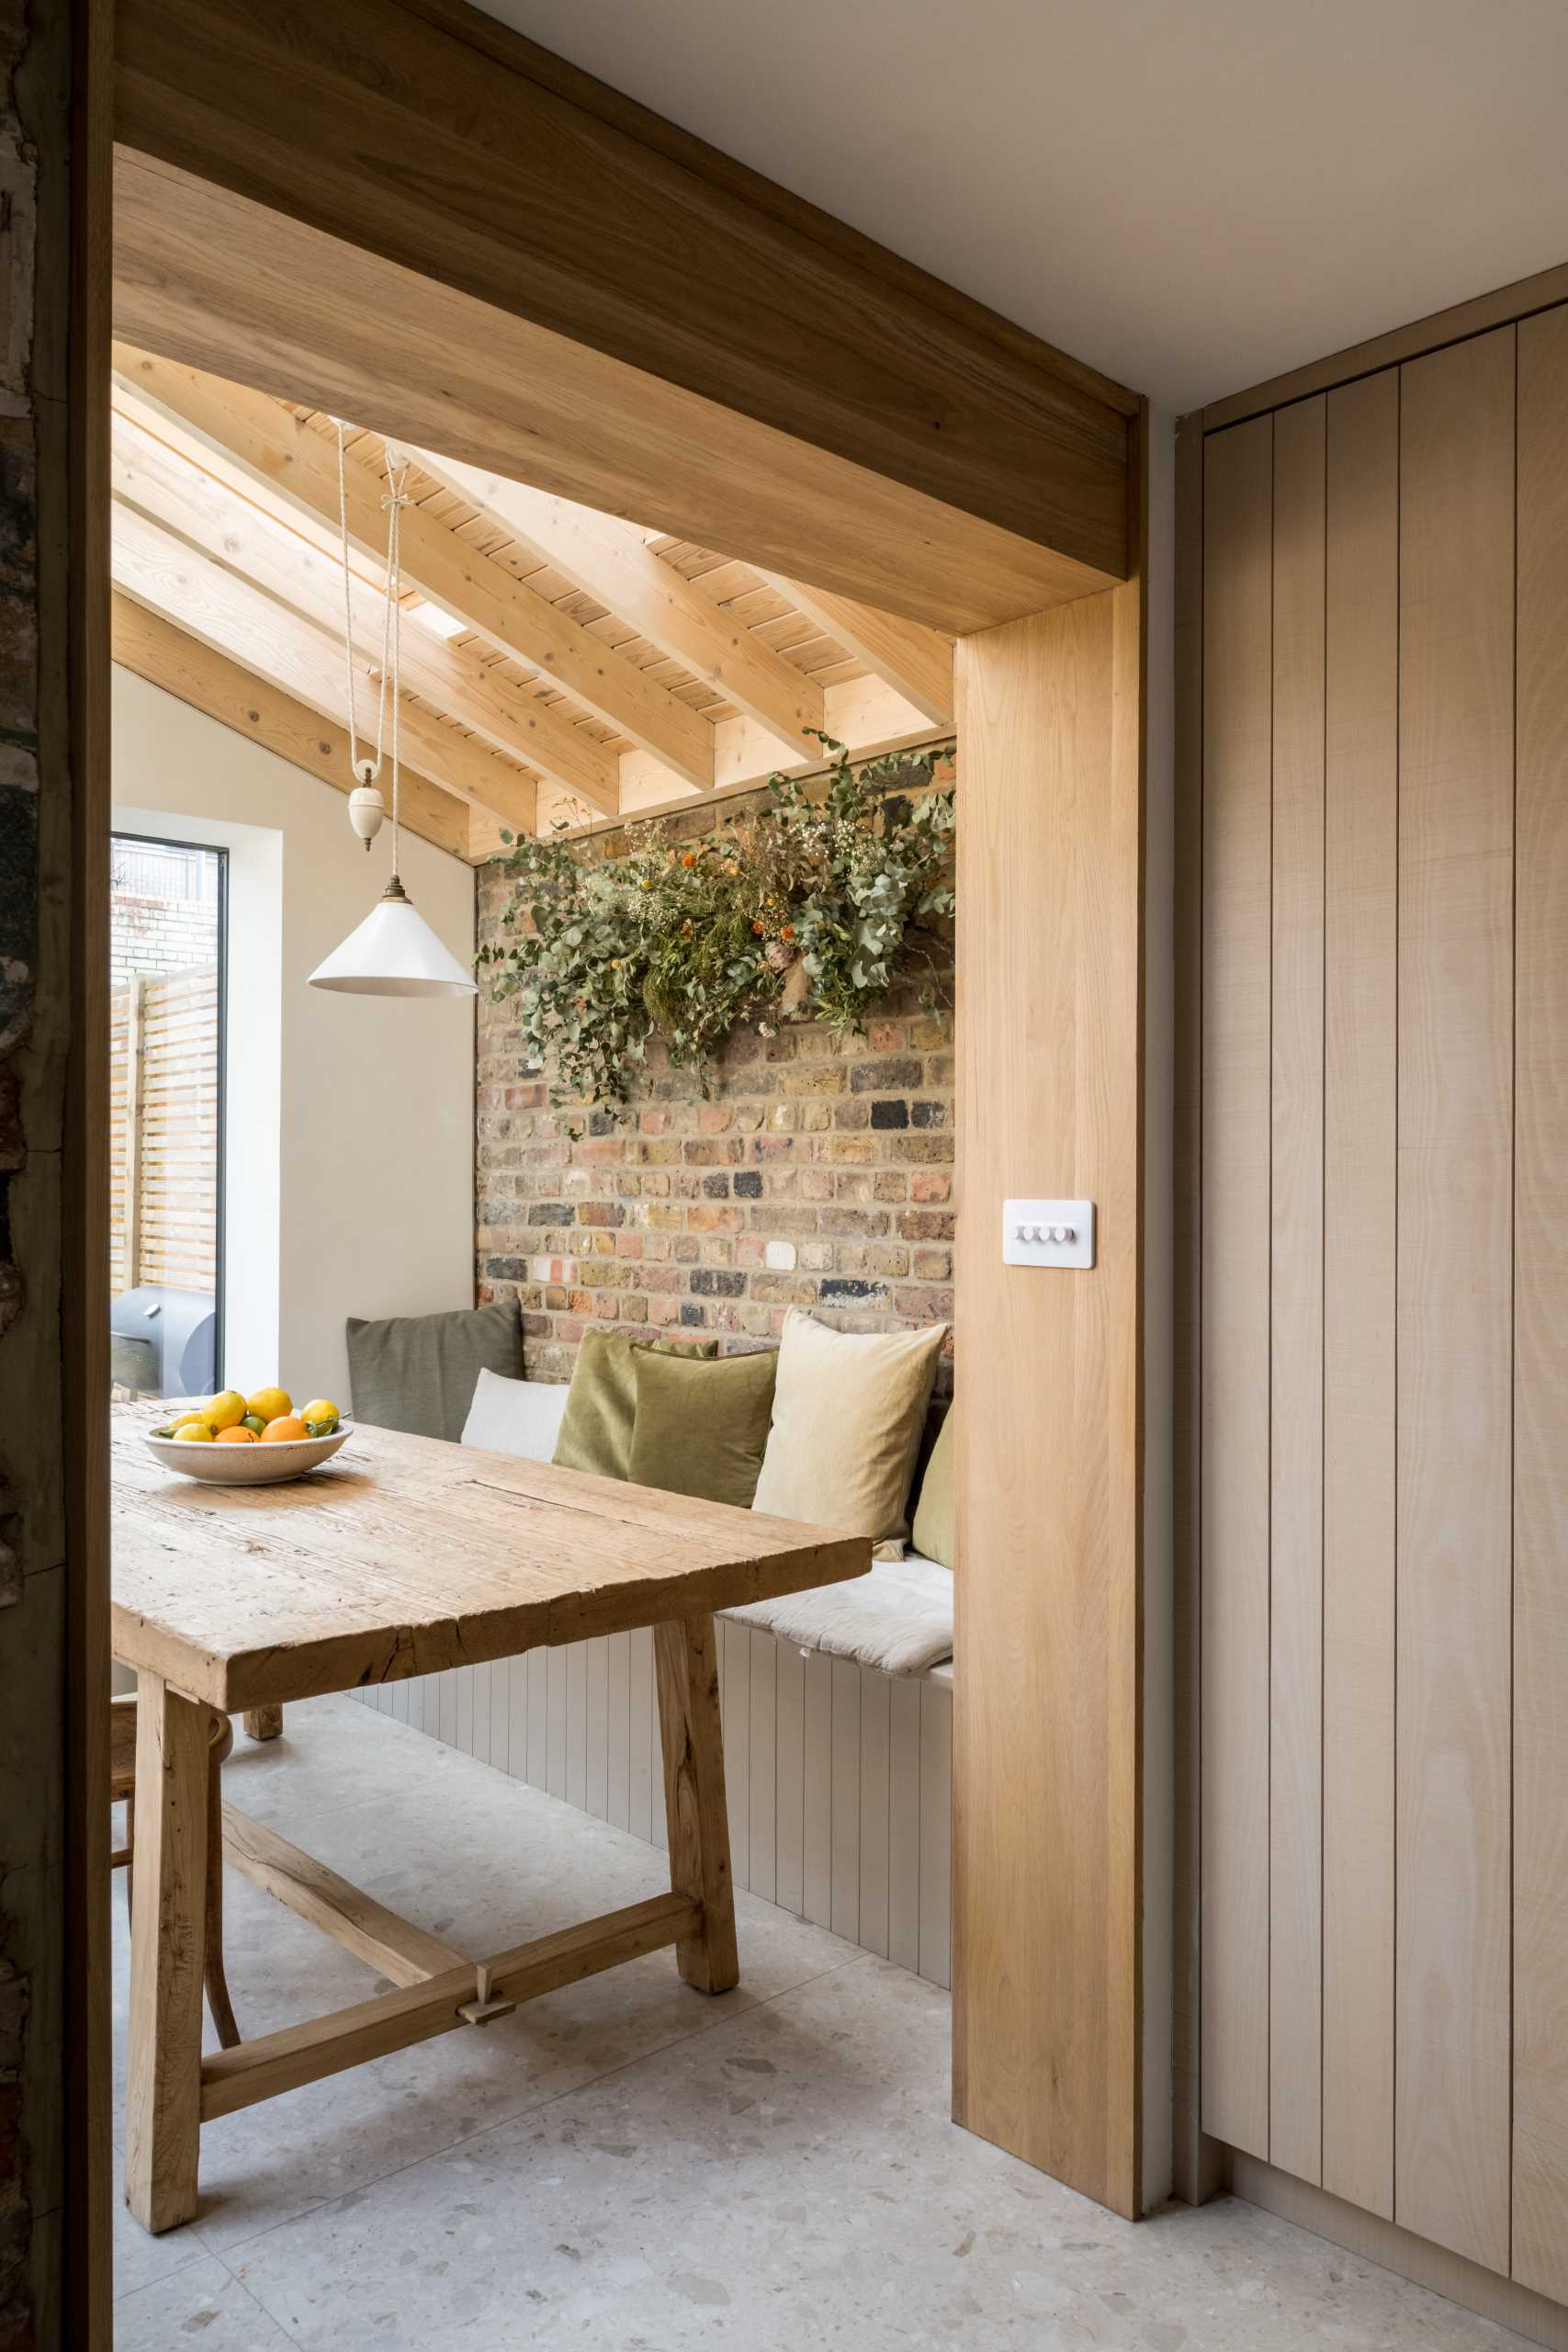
[216, 1425, 257, 1445]
[260, 1415, 309, 1443]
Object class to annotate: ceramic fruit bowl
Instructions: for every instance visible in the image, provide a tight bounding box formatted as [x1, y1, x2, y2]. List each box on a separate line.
[143, 1422, 353, 1486]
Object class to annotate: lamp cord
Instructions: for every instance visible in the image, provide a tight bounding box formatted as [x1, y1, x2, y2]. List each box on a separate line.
[335, 422, 411, 882]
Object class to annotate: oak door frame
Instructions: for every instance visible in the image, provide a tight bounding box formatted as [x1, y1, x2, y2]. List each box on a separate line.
[66, 0, 1153, 2327]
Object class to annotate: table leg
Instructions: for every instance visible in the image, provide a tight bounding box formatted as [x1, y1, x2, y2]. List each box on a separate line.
[124, 1671, 209, 2233]
[243, 1704, 283, 1742]
[653, 1614, 739, 1994]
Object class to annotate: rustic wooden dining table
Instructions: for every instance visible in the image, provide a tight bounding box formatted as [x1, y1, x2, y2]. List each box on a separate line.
[111, 1409, 868, 2234]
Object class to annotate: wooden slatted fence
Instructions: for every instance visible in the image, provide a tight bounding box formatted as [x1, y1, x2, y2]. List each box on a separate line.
[108, 965, 220, 1297]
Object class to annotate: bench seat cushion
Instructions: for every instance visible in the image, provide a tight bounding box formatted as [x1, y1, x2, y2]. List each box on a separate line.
[460, 1374, 955, 1679]
[723, 1552, 953, 1678]
[461, 1367, 569, 1460]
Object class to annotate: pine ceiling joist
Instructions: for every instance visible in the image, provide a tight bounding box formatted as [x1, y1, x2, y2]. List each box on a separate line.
[407, 449, 826, 759]
[111, 594, 472, 861]
[110, 502, 538, 839]
[113, 346, 716, 794]
[111, 410, 620, 813]
[754, 576, 954, 728]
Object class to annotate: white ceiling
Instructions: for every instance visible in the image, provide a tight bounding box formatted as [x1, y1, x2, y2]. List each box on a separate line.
[472, 0, 1568, 413]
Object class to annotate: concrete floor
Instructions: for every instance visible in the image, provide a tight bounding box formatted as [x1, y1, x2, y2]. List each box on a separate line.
[112, 1696, 1534, 2350]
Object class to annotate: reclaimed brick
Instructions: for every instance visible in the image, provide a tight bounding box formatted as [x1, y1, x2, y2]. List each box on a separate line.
[476, 838, 955, 1376]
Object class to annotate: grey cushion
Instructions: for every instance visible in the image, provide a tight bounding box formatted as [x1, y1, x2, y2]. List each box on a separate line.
[345, 1302, 522, 1442]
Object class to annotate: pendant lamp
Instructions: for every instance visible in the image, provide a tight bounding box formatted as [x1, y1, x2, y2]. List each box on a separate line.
[309, 428, 477, 1001]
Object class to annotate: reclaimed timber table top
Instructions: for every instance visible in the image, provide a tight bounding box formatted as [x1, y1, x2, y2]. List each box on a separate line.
[111, 1409, 870, 1715]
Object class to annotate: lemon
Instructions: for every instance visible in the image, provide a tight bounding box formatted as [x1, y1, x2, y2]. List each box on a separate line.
[174, 1419, 216, 1442]
[299, 1398, 340, 1433]
[204, 1389, 247, 1432]
[247, 1385, 291, 1424]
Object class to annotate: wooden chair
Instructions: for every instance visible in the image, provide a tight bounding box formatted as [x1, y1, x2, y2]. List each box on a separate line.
[109, 1691, 241, 2050]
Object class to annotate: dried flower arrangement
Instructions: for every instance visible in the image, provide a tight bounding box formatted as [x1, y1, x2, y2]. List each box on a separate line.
[479, 733, 955, 1110]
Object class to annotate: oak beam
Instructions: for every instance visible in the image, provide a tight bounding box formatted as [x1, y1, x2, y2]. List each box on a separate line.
[412, 451, 823, 757]
[114, 349, 716, 791]
[112, 597, 470, 860]
[112, 0, 1131, 633]
[757, 576, 954, 728]
[112, 153, 1121, 638]
[112, 415, 619, 810]
[111, 504, 538, 836]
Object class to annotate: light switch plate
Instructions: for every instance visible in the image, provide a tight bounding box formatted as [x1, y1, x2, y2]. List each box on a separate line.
[1002, 1198, 1096, 1270]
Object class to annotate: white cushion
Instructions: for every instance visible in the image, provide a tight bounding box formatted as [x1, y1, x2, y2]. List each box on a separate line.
[460, 1369, 569, 1462]
[723, 1551, 953, 1678]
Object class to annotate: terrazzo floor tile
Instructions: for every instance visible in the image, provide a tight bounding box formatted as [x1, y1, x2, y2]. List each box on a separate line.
[113, 1698, 1536, 2350]
[221, 1953, 1536, 2352]
[113, 2253, 293, 2348]
[112, 1697, 860, 2254]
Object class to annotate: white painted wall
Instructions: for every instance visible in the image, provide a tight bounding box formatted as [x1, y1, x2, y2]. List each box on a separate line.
[112, 665, 477, 1409]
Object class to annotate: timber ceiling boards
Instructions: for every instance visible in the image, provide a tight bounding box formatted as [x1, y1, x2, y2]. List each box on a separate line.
[109, 348, 953, 863]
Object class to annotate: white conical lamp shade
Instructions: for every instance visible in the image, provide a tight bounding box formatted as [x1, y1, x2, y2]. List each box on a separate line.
[309, 876, 477, 998]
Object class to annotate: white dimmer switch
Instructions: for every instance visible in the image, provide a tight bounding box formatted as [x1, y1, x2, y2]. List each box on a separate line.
[1002, 1199, 1095, 1270]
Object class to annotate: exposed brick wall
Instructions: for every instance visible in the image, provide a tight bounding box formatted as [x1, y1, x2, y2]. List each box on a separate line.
[474, 797, 956, 1393]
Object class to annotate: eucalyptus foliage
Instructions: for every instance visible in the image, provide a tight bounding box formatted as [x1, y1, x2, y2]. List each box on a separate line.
[479, 733, 955, 1109]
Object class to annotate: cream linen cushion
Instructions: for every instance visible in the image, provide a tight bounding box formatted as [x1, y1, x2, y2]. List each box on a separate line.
[750, 1308, 947, 1547]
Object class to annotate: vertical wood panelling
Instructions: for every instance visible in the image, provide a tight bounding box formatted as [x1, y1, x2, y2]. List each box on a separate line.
[830, 1655, 862, 1945]
[1394, 325, 1515, 2276]
[627, 1627, 652, 1841]
[606, 1632, 631, 1831]
[919, 1679, 953, 1991]
[889, 1677, 923, 1974]
[1200, 414, 1275, 2158]
[774, 1645, 805, 1917]
[803, 1651, 833, 1928]
[1269, 395, 1326, 2184]
[565, 1639, 587, 1810]
[585, 1637, 608, 1819]
[1321, 364, 1400, 2221]
[859, 1672, 891, 1960]
[1512, 303, 1568, 2305]
[722, 1620, 750, 1884]
[748, 1633, 777, 1906]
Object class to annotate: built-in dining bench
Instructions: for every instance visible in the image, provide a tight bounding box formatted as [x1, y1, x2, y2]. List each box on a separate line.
[349, 1378, 954, 1985]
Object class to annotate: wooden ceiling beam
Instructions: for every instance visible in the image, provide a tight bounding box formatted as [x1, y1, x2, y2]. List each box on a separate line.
[112, 0, 1136, 637]
[113, 348, 716, 793]
[754, 576, 954, 729]
[110, 503, 538, 839]
[111, 413, 620, 811]
[111, 596, 472, 861]
[410, 450, 824, 759]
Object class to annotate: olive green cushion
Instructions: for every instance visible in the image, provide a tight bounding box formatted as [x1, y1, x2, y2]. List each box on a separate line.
[911, 1406, 956, 1570]
[627, 1347, 779, 1510]
[552, 1329, 718, 1481]
[345, 1301, 521, 1442]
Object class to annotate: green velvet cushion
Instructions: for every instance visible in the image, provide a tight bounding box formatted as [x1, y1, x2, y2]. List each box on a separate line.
[911, 1406, 956, 1569]
[344, 1301, 521, 1442]
[551, 1329, 718, 1481]
[626, 1346, 779, 1509]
